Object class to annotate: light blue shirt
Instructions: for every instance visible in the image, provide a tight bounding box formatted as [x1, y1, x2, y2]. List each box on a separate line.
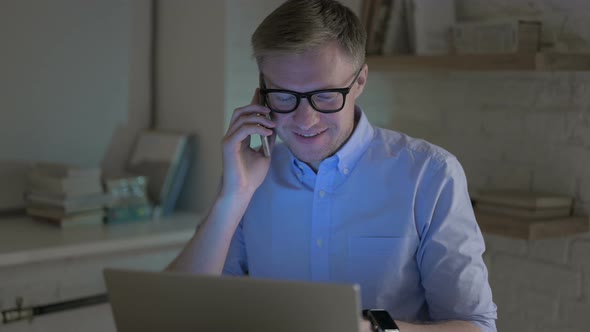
[223, 107, 497, 331]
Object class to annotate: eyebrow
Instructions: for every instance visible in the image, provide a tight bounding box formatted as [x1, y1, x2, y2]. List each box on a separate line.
[261, 73, 351, 92]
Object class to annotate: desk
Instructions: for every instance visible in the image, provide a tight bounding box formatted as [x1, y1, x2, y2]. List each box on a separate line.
[0, 212, 202, 332]
[0, 212, 202, 267]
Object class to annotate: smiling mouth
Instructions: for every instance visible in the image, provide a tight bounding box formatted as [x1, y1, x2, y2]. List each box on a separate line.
[295, 129, 326, 138]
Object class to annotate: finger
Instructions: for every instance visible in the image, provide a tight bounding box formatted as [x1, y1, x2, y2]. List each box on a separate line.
[223, 124, 273, 150]
[229, 101, 268, 120]
[228, 104, 270, 130]
[226, 113, 275, 138]
[227, 114, 276, 133]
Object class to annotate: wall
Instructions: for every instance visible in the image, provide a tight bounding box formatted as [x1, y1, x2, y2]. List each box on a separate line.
[0, 0, 150, 167]
[225, 0, 590, 331]
[156, 0, 225, 212]
[101, 0, 153, 178]
[0, 0, 152, 209]
[0, 0, 225, 213]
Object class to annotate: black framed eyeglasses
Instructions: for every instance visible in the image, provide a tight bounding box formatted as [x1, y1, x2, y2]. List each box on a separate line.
[259, 67, 363, 114]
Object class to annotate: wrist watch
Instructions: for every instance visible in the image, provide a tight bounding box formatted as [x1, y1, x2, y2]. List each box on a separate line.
[363, 309, 400, 332]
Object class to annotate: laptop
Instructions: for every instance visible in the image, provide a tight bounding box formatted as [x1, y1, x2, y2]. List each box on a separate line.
[104, 268, 362, 332]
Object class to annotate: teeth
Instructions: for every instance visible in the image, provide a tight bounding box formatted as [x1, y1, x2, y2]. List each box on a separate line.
[299, 132, 320, 138]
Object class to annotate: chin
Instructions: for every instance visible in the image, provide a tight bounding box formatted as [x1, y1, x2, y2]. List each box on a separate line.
[291, 148, 330, 165]
[280, 134, 338, 166]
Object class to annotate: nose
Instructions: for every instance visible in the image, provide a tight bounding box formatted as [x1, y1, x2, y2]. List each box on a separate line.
[292, 97, 319, 130]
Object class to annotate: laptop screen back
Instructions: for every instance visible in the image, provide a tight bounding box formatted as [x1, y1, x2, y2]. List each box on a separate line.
[104, 268, 361, 332]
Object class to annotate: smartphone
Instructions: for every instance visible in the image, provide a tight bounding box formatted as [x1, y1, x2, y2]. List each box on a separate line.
[363, 309, 400, 332]
[261, 129, 271, 157]
[258, 75, 271, 157]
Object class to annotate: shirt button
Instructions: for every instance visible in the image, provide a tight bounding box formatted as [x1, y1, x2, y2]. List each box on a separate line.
[319, 190, 326, 197]
[316, 239, 323, 247]
[343, 168, 349, 175]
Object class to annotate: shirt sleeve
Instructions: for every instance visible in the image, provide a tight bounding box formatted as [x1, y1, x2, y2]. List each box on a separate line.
[222, 221, 248, 276]
[415, 156, 497, 332]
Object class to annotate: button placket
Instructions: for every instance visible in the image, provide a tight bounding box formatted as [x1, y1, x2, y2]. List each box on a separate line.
[310, 168, 334, 282]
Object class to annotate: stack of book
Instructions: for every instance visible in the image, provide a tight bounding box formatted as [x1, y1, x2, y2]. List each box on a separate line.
[450, 20, 541, 55]
[25, 163, 111, 227]
[361, 0, 410, 55]
[360, 0, 456, 55]
[474, 190, 574, 220]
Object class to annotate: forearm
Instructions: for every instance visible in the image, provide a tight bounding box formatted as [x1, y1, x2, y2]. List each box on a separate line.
[396, 320, 481, 332]
[166, 193, 252, 275]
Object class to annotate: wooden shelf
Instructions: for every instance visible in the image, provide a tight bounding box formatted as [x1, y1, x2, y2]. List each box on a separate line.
[0, 212, 202, 267]
[367, 52, 590, 71]
[476, 211, 589, 240]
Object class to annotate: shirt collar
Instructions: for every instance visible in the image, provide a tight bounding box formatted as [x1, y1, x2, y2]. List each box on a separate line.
[334, 105, 374, 175]
[290, 105, 374, 179]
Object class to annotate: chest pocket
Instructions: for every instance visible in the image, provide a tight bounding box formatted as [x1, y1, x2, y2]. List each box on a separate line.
[348, 236, 405, 309]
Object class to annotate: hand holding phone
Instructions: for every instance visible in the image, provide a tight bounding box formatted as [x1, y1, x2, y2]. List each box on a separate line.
[220, 88, 274, 198]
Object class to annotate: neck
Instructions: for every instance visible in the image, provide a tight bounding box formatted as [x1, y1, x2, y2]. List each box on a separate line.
[305, 108, 361, 173]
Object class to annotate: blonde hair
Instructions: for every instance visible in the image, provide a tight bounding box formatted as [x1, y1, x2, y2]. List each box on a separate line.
[251, 0, 366, 69]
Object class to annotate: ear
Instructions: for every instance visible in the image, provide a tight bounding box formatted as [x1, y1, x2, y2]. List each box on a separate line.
[353, 64, 368, 99]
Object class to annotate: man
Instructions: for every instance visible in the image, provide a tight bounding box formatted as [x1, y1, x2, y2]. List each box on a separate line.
[168, 1, 497, 331]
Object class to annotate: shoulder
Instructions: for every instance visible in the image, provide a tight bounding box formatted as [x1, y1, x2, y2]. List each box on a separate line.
[371, 127, 459, 172]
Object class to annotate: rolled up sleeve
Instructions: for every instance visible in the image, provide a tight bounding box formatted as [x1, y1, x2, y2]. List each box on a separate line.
[416, 157, 497, 332]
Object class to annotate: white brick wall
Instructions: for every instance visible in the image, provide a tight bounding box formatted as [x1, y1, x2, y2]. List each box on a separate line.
[484, 234, 590, 332]
[222, 0, 590, 331]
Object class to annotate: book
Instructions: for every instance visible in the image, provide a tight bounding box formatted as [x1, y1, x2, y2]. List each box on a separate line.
[26, 201, 104, 217]
[26, 191, 113, 211]
[405, 0, 455, 55]
[366, 0, 392, 55]
[475, 190, 574, 209]
[361, 0, 376, 52]
[28, 171, 103, 196]
[475, 202, 571, 220]
[0, 160, 32, 212]
[27, 207, 105, 227]
[127, 130, 192, 216]
[360, 0, 375, 35]
[475, 211, 589, 240]
[160, 135, 192, 215]
[451, 20, 541, 54]
[382, 0, 410, 55]
[33, 162, 101, 178]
